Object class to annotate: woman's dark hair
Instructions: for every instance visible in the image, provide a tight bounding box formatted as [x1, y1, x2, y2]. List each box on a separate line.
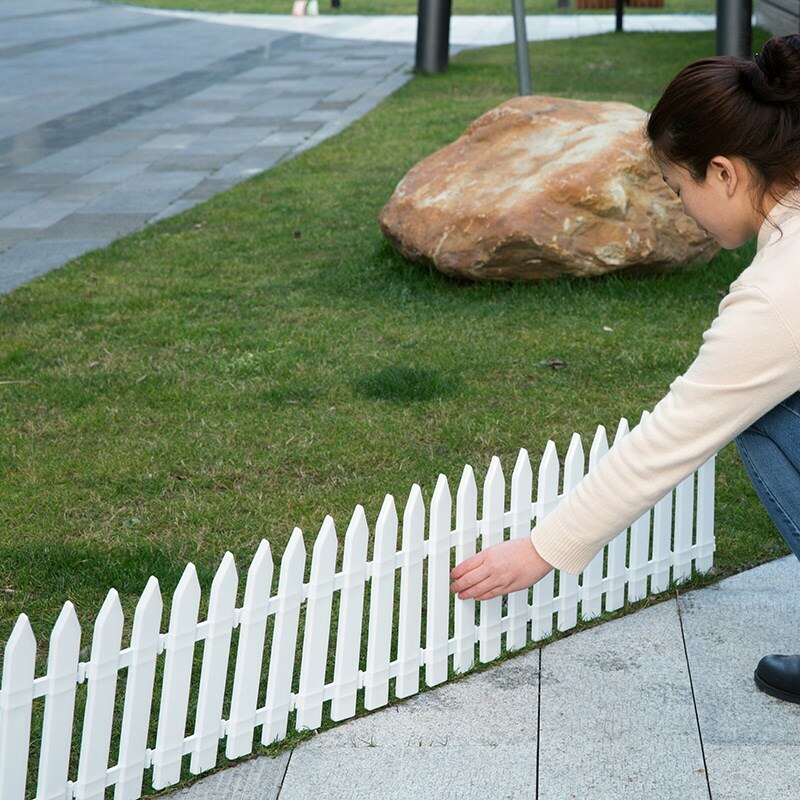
[647, 34, 800, 208]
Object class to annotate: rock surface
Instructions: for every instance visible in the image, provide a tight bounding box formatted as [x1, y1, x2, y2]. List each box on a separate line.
[379, 95, 718, 281]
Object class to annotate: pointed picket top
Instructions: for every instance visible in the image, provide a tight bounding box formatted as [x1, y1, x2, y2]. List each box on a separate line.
[95, 588, 124, 635]
[50, 601, 81, 651]
[246, 539, 273, 595]
[343, 505, 369, 569]
[173, 562, 202, 610]
[613, 417, 630, 446]
[3, 613, 36, 674]
[511, 449, 533, 498]
[589, 425, 609, 468]
[376, 494, 398, 538]
[432, 473, 451, 512]
[484, 455, 505, 500]
[457, 464, 477, 510]
[403, 483, 425, 546]
[281, 528, 307, 581]
[538, 441, 559, 492]
[209, 552, 237, 603]
[640, 409, 651, 426]
[564, 433, 585, 491]
[130, 577, 162, 647]
[311, 516, 337, 567]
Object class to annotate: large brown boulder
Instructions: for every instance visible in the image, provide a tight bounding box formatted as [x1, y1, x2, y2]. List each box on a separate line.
[379, 96, 718, 281]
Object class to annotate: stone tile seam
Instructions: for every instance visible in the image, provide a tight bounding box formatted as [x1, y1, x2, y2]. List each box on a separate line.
[536, 645, 542, 800]
[676, 591, 714, 800]
[274, 748, 293, 800]
[0, 17, 188, 60]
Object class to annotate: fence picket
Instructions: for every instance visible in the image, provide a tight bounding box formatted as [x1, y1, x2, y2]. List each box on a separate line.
[0, 614, 36, 800]
[674, 472, 695, 582]
[453, 465, 478, 674]
[190, 553, 238, 774]
[226, 540, 273, 759]
[396, 485, 425, 698]
[36, 602, 81, 800]
[116, 578, 163, 800]
[365, 495, 398, 707]
[508, 450, 533, 651]
[330, 506, 368, 721]
[426, 475, 451, 685]
[581, 426, 608, 621]
[696, 455, 716, 572]
[262, 529, 305, 745]
[75, 590, 124, 800]
[532, 441, 558, 641]
[479, 457, 504, 663]
[557, 434, 584, 632]
[152, 564, 201, 789]
[296, 517, 337, 731]
[605, 419, 630, 612]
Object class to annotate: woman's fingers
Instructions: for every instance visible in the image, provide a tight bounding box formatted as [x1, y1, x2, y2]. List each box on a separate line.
[449, 559, 488, 596]
[449, 552, 484, 582]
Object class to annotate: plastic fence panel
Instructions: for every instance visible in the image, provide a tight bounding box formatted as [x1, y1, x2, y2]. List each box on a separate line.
[674, 473, 695, 583]
[365, 495, 397, 709]
[479, 457, 504, 663]
[36, 602, 81, 800]
[696, 455, 716, 572]
[296, 517, 337, 731]
[396, 484, 424, 698]
[508, 449, 533, 651]
[227, 539, 273, 759]
[426, 475, 451, 686]
[0, 614, 36, 800]
[557, 434, 584, 632]
[152, 564, 201, 789]
[76, 590, 124, 800]
[262, 529, 305, 745]
[453, 465, 478, 674]
[330, 506, 368, 722]
[532, 441, 558, 641]
[116, 578, 162, 800]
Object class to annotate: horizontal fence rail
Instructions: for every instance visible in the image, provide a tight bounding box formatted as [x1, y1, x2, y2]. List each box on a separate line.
[0, 416, 715, 800]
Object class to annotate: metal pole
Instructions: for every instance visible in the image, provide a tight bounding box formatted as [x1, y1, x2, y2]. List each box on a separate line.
[415, 0, 453, 74]
[614, 0, 624, 33]
[511, 0, 532, 95]
[716, 0, 752, 57]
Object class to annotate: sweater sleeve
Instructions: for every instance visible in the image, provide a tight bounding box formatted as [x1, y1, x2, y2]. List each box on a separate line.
[531, 284, 800, 574]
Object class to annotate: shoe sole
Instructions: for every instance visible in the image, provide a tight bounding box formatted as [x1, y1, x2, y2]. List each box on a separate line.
[753, 669, 800, 705]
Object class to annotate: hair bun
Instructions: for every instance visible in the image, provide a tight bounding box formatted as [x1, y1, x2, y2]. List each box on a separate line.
[748, 34, 800, 103]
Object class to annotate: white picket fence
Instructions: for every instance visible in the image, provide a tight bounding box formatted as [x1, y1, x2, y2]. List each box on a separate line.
[0, 414, 715, 800]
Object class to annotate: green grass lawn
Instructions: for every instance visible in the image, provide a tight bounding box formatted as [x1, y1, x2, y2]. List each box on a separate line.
[105, 0, 716, 16]
[0, 25, 783, 786]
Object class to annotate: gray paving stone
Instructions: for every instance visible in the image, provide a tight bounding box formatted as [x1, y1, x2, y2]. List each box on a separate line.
[282, 746, 538, 800]
[703, 744, 800, 800]
[538, 599, 709, 800]
[280, 651, 538, 799]
[0, 199, 83, 229]
[678, 557, 800, 747]
[44, 212, 152, 239]
[163, 752, 289, 800]
[0, 238, 109, 294]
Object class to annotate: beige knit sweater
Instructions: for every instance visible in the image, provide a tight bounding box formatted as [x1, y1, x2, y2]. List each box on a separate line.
[530, 193, 800, 574]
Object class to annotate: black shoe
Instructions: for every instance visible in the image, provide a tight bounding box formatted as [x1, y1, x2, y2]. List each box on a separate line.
[754, 654, 800, 704]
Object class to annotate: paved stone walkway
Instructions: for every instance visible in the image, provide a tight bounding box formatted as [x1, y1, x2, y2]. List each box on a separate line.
[0, 0, 415, 294]
[0, 2, 717, 296]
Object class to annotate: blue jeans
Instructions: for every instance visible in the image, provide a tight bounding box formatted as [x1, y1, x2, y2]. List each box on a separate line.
[735, 391, 800, 562]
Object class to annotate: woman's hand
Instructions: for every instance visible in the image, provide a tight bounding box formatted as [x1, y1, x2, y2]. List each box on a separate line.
[449, 538, 554, 601]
